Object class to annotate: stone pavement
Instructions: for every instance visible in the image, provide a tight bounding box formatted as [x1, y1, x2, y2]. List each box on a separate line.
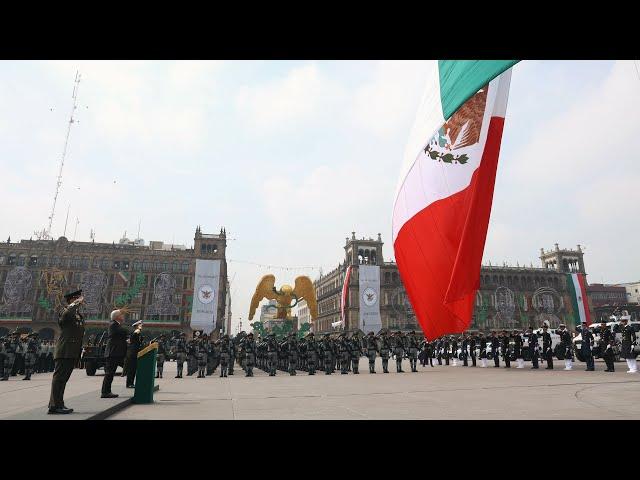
[0, 366, 139, 420]
[2, 359, 638, 420]
[109, 358, 640, 420]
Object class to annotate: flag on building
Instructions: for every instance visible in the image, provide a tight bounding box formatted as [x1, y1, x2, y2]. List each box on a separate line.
[392, 60, 518, 340]
[567, 272, 592, 326]
[340, 265, 353, 325]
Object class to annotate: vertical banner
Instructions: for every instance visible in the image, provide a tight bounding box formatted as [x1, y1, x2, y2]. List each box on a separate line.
[191, 259, 221, 334]
[340, 265, 353, 325]
[359, 265, 382, 333]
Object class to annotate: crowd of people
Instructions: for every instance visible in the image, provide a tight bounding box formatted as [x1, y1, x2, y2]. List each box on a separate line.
[0, 332, 55, 381]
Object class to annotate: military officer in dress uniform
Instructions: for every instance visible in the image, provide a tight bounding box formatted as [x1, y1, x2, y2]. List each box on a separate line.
[467, 332, 476, 367]
[461, 334, 469, 367]
[48, 290, 85, 414]
[513, 330, 524, 369]
[620, 317, 638, 373]
[557, 324, 573, 370]
[407, 331, 420, 372]
[365, 332, 378, 373]
[599, 321, 615, 372]
[450, 335, 458, 366]
[479, 332, 488, 368]
[528, 327, 539, 369]
[490, 331, 500, 368]
[125, 321, 143, 387]
[500, 330, 511, 368]
[541, 324, 554, 369]
[580, 321, 595, 371]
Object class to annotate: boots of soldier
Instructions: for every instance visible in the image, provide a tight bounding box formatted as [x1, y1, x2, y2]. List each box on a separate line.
[627, 359, 638, 373]
[564, 359, 572, 370]
[23, 369, 31, 380]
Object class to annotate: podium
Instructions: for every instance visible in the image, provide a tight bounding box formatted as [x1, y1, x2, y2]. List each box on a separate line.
[133, 342, 158, 404]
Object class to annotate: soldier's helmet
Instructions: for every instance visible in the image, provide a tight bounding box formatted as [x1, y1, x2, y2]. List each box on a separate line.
[248, 333, 254, 337]
[410, 330, 416, 335]
[308, 332, 314, 336]
[368, 331, 374, 335]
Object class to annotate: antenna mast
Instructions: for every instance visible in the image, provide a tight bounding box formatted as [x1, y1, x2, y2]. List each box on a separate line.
[41, 70, 81, 240]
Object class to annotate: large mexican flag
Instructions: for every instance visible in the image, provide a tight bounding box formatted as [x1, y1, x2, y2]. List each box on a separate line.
[567, 272, 592, 326]
[393, 60, 518, 340]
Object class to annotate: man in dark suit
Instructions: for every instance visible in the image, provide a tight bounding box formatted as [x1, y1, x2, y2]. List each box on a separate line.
[48, 290, 85, 415]
[101, 309, 128, 398]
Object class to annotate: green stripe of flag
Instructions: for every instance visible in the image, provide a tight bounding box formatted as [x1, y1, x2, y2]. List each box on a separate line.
[566, 273, 581, 326]
[438, 60, 519, 119]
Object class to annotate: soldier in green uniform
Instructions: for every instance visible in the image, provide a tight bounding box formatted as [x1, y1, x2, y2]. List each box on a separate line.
[379, 331, 392, 373]
[0, 331, 19, 381]
[407, 331, 420, 372]
[48, 290, 85, 414]
[23, 332, 39, 380]
[305, 333, 318, 375]
[393, 331, 405, 373]
[350, 332, 362, 374]
[219, 335, 231, 377]
[242, 332, 257, 377]
[365, 332, 378, 373]
[338, 333, 350, 374]
[155, 335, 167, 379]
[174, 332, 187, 378]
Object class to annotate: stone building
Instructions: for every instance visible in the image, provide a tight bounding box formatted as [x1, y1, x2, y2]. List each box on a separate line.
[311, 234, 595, 335]
[0, 226, 227, 339]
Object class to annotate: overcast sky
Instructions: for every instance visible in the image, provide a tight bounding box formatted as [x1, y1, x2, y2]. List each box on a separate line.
[1, 60, 639, 332]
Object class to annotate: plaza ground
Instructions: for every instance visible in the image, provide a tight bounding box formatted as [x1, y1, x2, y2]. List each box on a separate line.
[1, 358, 638, 420]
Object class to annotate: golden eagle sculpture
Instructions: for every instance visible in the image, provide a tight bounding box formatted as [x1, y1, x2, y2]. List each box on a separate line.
[248, 274, 318, 321]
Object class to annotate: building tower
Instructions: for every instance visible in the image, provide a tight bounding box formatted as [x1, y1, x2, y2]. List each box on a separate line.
[540, 244, 586, 274]
[344, 231, 384, 266]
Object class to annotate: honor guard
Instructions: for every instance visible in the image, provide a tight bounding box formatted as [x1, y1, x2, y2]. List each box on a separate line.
[337, 333, 350, 374]
[350, 333, 362, 374]
[557, 324, 573, 370]
[450, 336, 458, 366]
[407, 331, 420, 372]
[442, 336, 451, 365]
[393, 331, 405, 373]
[528, 327, 539, 369]
[461, 334, 469, 367]
[365, 332, 378, 373]
[490, 331, 500, 367]
[174, 333, 187, 378]
[541, 324, 553, 369]
[469, 332, 477, 367]
[435, 338, 443, 365]
[580, 321, 595, 371]
[501, 331, 511, 368]
[48, 290, 85, 414]
[186, 336, 197, 376]
[228, 336, 237, 375]
[479, 332, 488, 367]
[599, 322, 615, 372]
[513, 330, 524, 369]
[619, 317, 638, 373]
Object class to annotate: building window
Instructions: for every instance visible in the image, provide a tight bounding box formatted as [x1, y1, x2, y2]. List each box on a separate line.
[123, 260, 130, 270]
[173, 261, 179, 272]
[101, 258, 109, 270]
[17, 255, 26, 266]
[143, 261, 152, 271]
[29, 256, 38, 266]
[80, 257, 89, 270]
[133, 260, 140, 271]
[8, 254, 16, 265]
[182, 262, 189, 272]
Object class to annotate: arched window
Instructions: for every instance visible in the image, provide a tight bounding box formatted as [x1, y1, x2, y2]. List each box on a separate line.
[17, 254, 26, 266]
[182, 262, 189, 272]
[133, 259, 140, 271]
[385, 272, 391, 284]
[173, 261, 179, 272]
[101, 258, 110, 270]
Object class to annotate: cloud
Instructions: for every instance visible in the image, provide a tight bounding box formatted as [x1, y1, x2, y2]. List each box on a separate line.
[348, 60, 430, 136]
[235, 63, 345, 132]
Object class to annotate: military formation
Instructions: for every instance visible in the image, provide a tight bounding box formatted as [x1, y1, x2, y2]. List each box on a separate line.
[146, 318, 638, 378]
[0, 331, 55, 381]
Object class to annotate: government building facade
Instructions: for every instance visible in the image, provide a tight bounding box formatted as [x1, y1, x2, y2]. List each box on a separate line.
[311, 233, 596, 336]
[0, 226, 228, 340]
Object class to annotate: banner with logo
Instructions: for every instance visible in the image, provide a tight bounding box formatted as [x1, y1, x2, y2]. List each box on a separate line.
[359, 265, 382, 333]
[191, 259, 221, 334]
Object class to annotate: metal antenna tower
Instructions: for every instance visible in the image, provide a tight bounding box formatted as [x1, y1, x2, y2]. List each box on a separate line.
[42, 71, 82, 240]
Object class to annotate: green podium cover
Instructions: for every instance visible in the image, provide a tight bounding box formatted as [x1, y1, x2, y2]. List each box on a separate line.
[133, 342, 158, 404]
